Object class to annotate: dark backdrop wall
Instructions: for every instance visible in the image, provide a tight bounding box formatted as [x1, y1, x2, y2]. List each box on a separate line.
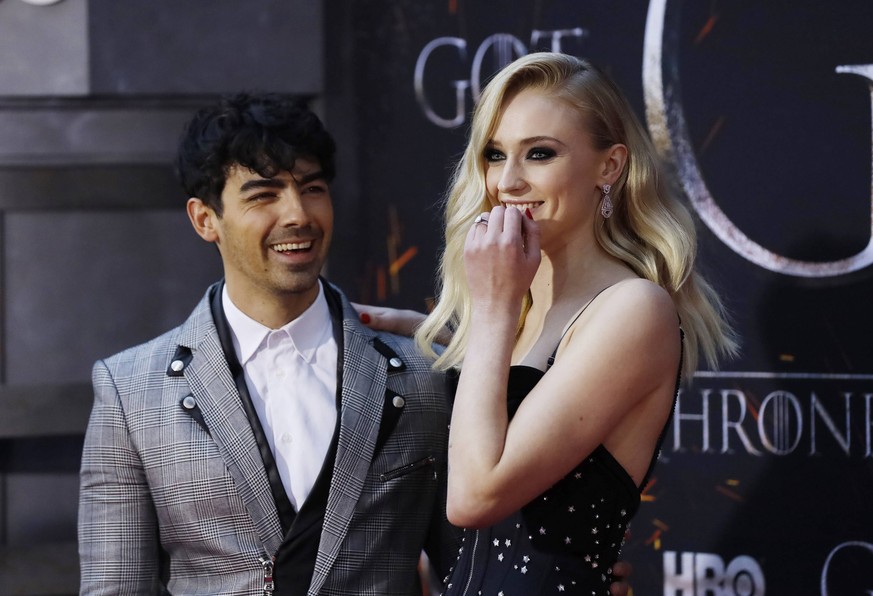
[0, 1, 870, 594]
[327, 1, 873, 595]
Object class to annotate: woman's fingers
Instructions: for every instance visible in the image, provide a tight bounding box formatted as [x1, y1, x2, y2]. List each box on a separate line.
[349, 302, 426, 337]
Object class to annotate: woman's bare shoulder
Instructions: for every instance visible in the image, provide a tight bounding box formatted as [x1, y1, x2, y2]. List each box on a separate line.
[565, 277, 679, 357]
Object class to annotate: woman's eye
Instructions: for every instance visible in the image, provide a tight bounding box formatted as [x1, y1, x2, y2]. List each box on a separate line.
[484, 148, 505, 162]
[528, 148, 556, 160]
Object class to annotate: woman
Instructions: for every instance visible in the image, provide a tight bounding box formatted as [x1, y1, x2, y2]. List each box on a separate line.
[363, 52, 736, 594]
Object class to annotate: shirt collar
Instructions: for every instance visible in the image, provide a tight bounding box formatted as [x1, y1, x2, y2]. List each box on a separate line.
[222, 280, 333, 366]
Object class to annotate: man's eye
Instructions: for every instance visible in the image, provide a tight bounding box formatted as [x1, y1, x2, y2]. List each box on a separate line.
[304, 184, 327, 194]
[248, 193, 275, 202]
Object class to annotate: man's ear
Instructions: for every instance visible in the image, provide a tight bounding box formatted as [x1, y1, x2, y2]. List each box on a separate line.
[187, 197, 220, 243]
[601, 143, 628, 186]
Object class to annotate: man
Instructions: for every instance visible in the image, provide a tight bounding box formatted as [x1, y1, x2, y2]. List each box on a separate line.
[78, 93, 457, 595]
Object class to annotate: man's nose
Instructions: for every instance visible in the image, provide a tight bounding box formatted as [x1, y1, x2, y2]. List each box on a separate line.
[277, 191, 310, 225]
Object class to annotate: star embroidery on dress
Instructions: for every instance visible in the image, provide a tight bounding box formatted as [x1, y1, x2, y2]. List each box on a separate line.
[564, 536, 572, 544]
[574, 472, 582, 479]
[498, 553, 504, 562]
[592, 528, 599, 535]
[539, 527, 547, 535]
[568, 506, 576, 513]
[505, 539, 512, 547]
[523, 556, 530, 563]
[521, 565, 528, 574]
[493, 539, 500, 547]
[557, 585, 565, 592]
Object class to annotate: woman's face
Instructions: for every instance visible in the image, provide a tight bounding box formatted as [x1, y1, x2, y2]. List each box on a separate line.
[483, 88, 608, 249]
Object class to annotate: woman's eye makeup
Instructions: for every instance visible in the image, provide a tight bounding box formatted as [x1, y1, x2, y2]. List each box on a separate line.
[484, 143, 559, 162]
[483, 147, 505, 162]
[528, 147, 556, 160]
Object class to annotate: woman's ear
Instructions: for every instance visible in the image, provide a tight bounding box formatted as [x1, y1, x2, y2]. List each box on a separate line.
[187, 197, 220, 243]
[601, 143, 629, 185]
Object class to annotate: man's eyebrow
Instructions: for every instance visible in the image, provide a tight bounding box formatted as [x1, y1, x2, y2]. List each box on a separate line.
[294, 170, 327, 186]
[239, 178, 285, 193]
[237, 170, 326, 193]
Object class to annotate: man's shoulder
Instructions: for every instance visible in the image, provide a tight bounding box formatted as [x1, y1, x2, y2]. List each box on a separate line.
[97, 323, 188, 379]
[368, 329, 432, 366]
[106, 324, 184, 358]
[97, 288, 214, 370]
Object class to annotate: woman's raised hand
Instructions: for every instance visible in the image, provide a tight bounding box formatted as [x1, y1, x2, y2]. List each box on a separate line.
[464, 205, 541, 310]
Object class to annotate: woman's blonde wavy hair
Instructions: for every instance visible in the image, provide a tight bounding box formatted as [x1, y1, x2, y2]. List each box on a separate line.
[415, 52, 738, 379]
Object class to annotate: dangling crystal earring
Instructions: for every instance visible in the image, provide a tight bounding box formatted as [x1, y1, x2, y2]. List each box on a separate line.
[600, 184, 614, 219]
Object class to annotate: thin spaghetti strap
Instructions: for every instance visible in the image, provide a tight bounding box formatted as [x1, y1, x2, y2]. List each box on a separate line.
[545, 284, 615, 370]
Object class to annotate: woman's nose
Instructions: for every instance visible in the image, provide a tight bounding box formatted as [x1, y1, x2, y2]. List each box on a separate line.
[497, 162, 526, 194]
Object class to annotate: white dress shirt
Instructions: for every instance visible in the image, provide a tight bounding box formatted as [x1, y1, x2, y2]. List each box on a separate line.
[222, 281, 338, 510]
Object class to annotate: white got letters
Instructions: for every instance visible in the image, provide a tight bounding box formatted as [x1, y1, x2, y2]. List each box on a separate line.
[414, 29, 586, 128]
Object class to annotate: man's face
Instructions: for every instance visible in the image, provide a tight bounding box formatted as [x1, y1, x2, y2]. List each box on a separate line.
[199, 159, 334, 324]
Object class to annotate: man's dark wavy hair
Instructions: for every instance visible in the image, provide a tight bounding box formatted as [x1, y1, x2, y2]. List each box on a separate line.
[176, 92, 336, 216]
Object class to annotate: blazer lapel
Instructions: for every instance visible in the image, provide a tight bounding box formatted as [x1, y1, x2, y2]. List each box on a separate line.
[175, 288, 285, 556]
[307, 295, 387, 594]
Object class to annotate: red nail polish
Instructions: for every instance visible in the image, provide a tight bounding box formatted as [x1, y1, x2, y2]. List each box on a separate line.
[360, 312, 371, 324]
[525, 208, 533, 220]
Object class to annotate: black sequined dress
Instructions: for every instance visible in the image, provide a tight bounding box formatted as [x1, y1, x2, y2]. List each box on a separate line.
[442, 345, 681, 595]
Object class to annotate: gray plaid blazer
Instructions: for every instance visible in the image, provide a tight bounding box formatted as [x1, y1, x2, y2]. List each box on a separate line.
[79, 282, 458, 595]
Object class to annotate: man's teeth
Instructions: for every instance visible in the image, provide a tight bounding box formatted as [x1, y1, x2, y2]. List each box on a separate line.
[272, 241, 312, 252]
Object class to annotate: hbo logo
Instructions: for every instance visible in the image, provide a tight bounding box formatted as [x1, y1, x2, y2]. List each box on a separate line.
[664, 551, 766, 595]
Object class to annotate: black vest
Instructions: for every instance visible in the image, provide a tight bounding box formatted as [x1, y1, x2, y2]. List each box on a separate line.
[210, 281, 345, 595]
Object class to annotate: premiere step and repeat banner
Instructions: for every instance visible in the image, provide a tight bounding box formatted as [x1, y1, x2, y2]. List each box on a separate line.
[336, 1, 873, 594]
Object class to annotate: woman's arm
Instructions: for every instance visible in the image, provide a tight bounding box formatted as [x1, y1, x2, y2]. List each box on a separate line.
[352, 303, 454, 345]
[445, 206, 540, 526]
